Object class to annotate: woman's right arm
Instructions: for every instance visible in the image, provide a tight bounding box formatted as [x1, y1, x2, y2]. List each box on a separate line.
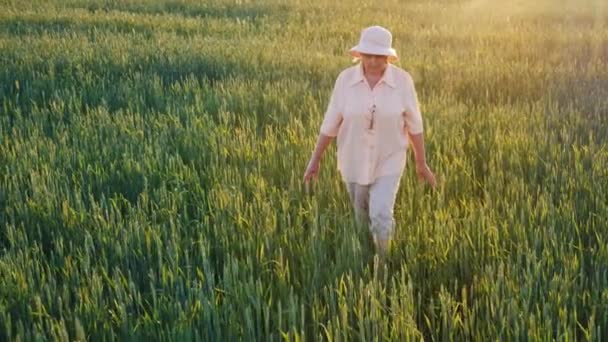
[303, 133, 334, 183]
[304, 72, 343, 183]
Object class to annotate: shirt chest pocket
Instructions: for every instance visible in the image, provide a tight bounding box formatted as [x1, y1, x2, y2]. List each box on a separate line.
[374, 93, 406, 128]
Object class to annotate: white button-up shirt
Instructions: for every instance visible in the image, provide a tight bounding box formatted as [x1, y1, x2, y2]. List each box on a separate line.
[320, 63, 424, 185]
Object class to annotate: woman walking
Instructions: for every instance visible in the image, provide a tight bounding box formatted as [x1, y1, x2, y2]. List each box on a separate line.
[303, 25, 436, 257]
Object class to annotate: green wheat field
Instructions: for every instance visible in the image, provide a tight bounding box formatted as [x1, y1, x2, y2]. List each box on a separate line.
[1, 0, 607, 340]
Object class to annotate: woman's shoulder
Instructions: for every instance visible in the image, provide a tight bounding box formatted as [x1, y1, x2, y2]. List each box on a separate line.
[389, 64, 414, 82]
[330, 64, 361, 86]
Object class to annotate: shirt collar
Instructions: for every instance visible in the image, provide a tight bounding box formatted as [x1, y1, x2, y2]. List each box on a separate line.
[349, 63, 397, 88]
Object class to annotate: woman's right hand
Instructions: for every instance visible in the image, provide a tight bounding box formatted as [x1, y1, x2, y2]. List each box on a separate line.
[302, 134, 333, 190]
[303, 158, 320, 184]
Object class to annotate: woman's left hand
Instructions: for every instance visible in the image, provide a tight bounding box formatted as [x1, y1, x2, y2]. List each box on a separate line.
[415, 162, 437, 189]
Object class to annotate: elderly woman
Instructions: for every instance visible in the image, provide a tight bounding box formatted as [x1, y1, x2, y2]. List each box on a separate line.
[303, 25, 436, 257]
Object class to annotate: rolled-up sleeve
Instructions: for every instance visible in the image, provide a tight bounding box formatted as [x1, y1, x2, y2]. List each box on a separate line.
[319, 75, 343, 137]
[403, 74, 424, 135]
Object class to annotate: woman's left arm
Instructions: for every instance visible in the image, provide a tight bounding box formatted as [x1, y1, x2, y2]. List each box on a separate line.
[403, 72, 436, 188]
[407, 131, 437, 188]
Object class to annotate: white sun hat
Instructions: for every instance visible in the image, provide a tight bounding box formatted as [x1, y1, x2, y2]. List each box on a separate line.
[349, 25, 398, 60]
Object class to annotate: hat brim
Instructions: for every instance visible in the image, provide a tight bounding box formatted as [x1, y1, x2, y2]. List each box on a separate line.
[350, 45, 398, 60]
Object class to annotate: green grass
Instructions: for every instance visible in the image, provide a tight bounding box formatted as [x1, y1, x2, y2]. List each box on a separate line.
[1, 0, 607, 340]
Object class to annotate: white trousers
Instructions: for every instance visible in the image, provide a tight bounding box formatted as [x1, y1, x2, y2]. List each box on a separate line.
[345, 174, 402, 242]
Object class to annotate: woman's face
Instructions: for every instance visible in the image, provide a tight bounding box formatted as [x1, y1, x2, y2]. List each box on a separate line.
[360, 53, 389, 74]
